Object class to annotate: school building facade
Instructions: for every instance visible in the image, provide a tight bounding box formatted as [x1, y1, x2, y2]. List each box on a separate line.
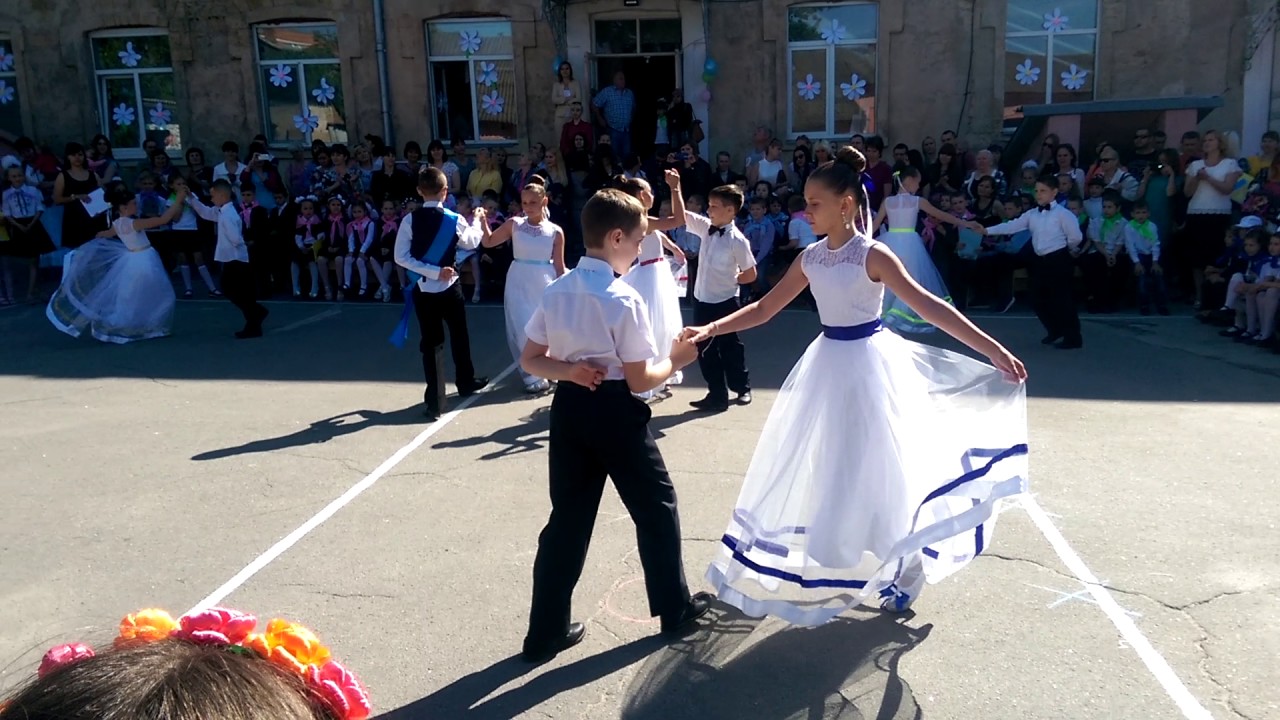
[0, 0, 1272, 163]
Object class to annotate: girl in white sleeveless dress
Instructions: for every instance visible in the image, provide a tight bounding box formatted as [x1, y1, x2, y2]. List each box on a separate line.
[47, 186, 186, 343]
[684, 147, 1028, 625]
[482, 179, 565, 393]
[871, 167, 978, 333]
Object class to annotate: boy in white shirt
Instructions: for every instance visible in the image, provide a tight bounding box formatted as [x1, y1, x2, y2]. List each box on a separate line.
[518, 188, 711, 663]
[679, 181, 757, 411]
[1125, 200, 1169, 315]
[188, 179, 269, 338]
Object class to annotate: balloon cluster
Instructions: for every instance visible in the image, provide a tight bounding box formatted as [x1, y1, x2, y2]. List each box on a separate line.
[700, 58, 717, 103]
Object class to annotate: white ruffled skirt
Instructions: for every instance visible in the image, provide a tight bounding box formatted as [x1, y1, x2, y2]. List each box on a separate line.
[505, 259, 556, 386]
[46, 240, 176, 344]
[706, 323, 1028, 626]
[623, 257, 685, 397]
[880, 230, 952, 334]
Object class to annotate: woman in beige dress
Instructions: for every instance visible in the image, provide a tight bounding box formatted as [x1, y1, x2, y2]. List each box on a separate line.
[552, 61, 582, 126]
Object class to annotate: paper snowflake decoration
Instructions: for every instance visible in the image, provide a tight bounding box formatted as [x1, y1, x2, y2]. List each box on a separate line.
[0, 46, 13, 72]
[0, 81, 13, 106]
[459, 31, 481, 56]
[118, 41, 142, 68]
[1015, 58, 1041, 86]
[148, 102, 171, 126]
[311, 77, 335, 105]
[112, 103, 136, 127]
[796, 73, 821, 101]
[269, 64, 293, 88]
[1060, 64, 1089, 91]
[480, 91, 505, 115]
[819, 18, 846, 44]
[1042, 7, 1069, 32]
[293, 111, 320, 132]
[477, 61, 498, 87]
[840, 73, 867, 100]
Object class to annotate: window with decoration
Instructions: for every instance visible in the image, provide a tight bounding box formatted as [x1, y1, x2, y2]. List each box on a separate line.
[427, 19, 518, 143]
[1004, 0, 1098, 126]
[90, 30, 181, 153]
[255, 22, 348, 145]
[0, 38, 20, 138]
[786, 3, 878, 138]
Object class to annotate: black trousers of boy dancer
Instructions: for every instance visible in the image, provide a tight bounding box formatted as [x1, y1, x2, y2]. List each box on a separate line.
[693, 298, 751, 404]
[1031, 248, 1082, 346]
[412, 283, 483, 415]
[222, 259, 268, 337]
[526, 381, 692, 651]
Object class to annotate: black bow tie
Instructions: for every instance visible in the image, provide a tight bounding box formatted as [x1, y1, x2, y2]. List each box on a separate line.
[711, 226, 728, 236]
[1038, 204, 1053, 213]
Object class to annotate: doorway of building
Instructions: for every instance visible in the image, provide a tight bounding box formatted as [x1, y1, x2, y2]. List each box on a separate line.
[590, 18, 683, 162]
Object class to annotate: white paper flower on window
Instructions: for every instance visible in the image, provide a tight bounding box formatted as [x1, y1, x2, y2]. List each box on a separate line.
[819, 18, 846, 44]
[112, 103, 136, 127]
[796, 73, 821, 101]
[0, 81, 13, 106]
[480, 91, 505, 115]
[148, 102, 171, 126]
[1060, 64, 1089, 90]
[459, 31, 482, 56]
[293, 111, 320, 132]
[269, 64, 293, 88]
[0, 46, 13, 72]
[1015, 58, 1041, 86]
[1042, 7, 1069, 32]
[477, 61, 498, 87]
[311, 77, 336, 105]
[118, 41, 142, 68]
[840, 73, 867, 100]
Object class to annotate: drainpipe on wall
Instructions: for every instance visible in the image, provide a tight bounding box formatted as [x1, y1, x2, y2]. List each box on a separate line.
[373, 0, 394, 143]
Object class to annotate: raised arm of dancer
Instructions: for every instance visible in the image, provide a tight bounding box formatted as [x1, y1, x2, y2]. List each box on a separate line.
[481, 217, 515, 248]
[131, 190, 188, 232]
[920, 198, 982, 230]
[681, 258, 809, 342]
[866, 244, 1026, 380]
[646, 169, 687, 232]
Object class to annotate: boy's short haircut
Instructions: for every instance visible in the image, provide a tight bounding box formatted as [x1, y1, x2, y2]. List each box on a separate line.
[221, 141, 239, 153]
[687, 194, 706, 208]
[481, 189, 501, 203]
[1101, 189, 1124, 206]
[1245, 227, 1267, 244]
[787, 194, 806, 213]
[1182, 131, 1201, 141]
[1132, 199, 1149, 211]
[748, 197, 767, 209]
[1086, 176, 1106, 188]
[417, 166, 448, 195]
[581, 189, 645, 250]
[209, 179, 233, 196]
[707, 184, 745, 213]
[241, 182, 257, 194]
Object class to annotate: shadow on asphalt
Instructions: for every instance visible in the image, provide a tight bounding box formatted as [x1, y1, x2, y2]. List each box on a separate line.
[191, 406, 428, 461]
[377, 606, 929, 719]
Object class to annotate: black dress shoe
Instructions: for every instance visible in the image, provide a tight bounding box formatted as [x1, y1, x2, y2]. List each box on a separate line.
[457, 377, 489, 397]
[1040, 335, 1063, 345]
[689, 395, 729, 412]
[234, 326, 263, 339]
[660, 592, 716, 634]
[1055, 338, 1083, 350]
[521, 622, 586, 664]
[423, 403, 440, 420]
[735, 391, 753, 406]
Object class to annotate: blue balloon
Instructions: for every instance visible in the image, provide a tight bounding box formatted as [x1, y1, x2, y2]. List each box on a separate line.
[703, 58, 718, 74]
[553, 55, 565, 73]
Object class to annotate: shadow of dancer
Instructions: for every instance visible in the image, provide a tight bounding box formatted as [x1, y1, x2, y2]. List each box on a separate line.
[190, 406, 427, 461]
[429, 406, 551, 461]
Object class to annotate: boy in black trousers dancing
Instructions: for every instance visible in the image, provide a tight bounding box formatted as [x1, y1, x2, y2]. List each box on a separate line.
[518, 188, 714, 663]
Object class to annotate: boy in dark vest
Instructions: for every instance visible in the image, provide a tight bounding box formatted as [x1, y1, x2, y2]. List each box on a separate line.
[394, 167, 489, 419]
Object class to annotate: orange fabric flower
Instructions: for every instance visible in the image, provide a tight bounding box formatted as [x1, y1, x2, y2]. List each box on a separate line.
[115, 609, 179, 647]
[243, 618, 331, 675]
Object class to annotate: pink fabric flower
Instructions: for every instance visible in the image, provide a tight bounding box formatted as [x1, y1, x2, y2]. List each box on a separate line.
[307, 660, 372, 720]
[38, 643, 95, 678]
[173, 607, 258, 646]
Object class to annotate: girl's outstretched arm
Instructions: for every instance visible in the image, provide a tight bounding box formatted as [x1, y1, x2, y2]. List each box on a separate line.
[866, 244, 1027, 381]
[482, 218, 515, 248]
[681, 255, 809, 341]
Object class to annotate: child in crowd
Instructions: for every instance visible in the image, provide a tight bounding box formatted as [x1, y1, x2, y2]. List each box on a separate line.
[741, 197, 777, 299]
[1125, 200, 1169, 315]
[163, 176, 219, 298]
[321, 196, 348, 300]
[1083, 177, 1106, 223]
[135, 172, 166, 219]
[239, 186, 271, 297]
[767, 196, 788, 236]
[266, 191, 295, 296]
[786, 194, 817, 250]
[1219, 229, 1270, 338]
[3, 165, 55, 302]
[371, 199, 400, 301]
[0, 207, 10, 305]
[1240, 232, 1280, 349]
[346, 200, 376, 297]
[293, 196, 323, 298]
[1084, 190, 1129, 313]
[1198, 226, 1248, 322]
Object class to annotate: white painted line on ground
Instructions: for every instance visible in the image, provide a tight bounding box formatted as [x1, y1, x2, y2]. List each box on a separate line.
[274, 307, 341, 333]
[1019, 495, 1213, 720]
[187, 360, 521, 616]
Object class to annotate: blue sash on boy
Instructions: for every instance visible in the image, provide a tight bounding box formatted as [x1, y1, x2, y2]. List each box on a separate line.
[389, 206, 464, 348]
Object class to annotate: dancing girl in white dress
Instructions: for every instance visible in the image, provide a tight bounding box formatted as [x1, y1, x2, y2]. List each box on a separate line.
[482, 177, 566, 393]
[612, 173, 688, 400]
[47, 185, 187, 343]
[870, 166, 979, 333]
[683, 147, 1029, 625]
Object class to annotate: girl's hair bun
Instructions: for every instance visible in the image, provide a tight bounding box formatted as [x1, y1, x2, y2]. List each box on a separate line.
[834, 146, 867, 175]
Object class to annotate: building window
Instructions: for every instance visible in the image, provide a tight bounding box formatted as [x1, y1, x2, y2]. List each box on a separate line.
[255, 22, 348, 146]
[427, 19, 517, 143]
[786, 3, 878, 138]
[593, 19, 682, 55]
[90, 30, 181, 153]
[1004, 0, 1098, 125]
[0, 38, 21, 139]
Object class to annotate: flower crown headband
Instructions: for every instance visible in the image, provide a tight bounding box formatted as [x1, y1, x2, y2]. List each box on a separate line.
[37, 607, 370, 720]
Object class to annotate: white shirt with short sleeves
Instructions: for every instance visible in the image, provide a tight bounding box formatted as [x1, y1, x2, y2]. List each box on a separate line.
[684, 211, 756, 303]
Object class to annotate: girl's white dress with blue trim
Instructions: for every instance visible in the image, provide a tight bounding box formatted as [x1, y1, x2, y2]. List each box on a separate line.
[705, 234, 1027, 627]
[505, 217, 560, 388]
[880, 194, 951, 333]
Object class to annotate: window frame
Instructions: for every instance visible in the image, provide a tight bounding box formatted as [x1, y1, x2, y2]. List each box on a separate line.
[784, 2, 879, 140]
[1004, 0, 1099, 105]
[252, 21, 345, 148]
[89, 27, 177, 159]
[426, 18, 518, 146]
[0, 35, 20, 139]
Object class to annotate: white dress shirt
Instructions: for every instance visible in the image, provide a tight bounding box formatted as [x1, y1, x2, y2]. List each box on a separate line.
[393, 200, 483, 293]
[1124, 221, 1161, 263]
[985, 204, 1082, 256]
[212, 161, 248, 189]
[188, 197, 248, 263]
[524, 256, 657, 381]
[685, 211, 755, 303]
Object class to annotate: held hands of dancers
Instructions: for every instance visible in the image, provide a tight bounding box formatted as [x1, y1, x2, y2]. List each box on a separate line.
[438, 266, 458, 282]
